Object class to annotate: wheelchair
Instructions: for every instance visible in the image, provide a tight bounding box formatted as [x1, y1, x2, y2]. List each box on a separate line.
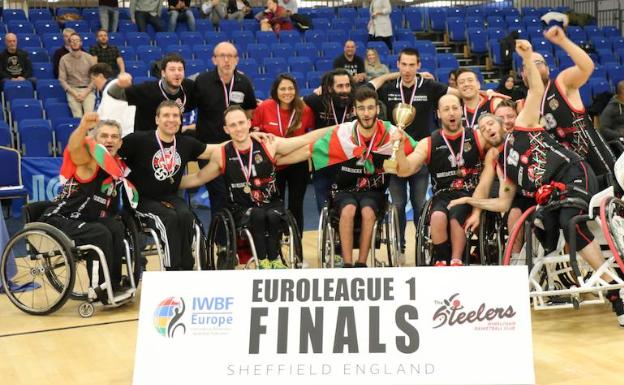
[206, 205, 302, 270]
[501, 183, 624, 312]
[0, 201, 140, 317]
[415, 189, 505, 266]
[317, 192, 401, 268]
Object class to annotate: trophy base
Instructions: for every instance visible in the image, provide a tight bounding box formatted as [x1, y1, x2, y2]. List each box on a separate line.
[383, 159, 398, 174]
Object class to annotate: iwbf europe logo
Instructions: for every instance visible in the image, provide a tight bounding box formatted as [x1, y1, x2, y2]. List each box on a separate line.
[153, 297, 186, 338]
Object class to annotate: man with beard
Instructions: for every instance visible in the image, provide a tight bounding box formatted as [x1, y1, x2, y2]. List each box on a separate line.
[179, 105, 330, 269]
[89, 29, 125, 76]
[456, 68, 503, 130]
[59, 33, 97, 118]
[523, 26, 615, 185]
[312, 87, 416, 267]
[106, 53, 196, 132]
[449, 40, 624, 327]
[393, 94, 486, 266]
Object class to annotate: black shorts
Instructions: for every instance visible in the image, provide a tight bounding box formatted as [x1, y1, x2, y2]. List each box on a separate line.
[430, 190, 472, 225]
[334, 190, 385, 217]
[229, 200, 285, 227]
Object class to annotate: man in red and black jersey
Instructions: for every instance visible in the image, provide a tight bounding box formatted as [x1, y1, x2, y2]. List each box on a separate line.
[456, 68, 503, 131]
[41, 113, 127, 294]
[394, 94, 487, 266]
[452, 40, 624, 326]
[181, 105, 330, 269]
[520, 26, 615, 184]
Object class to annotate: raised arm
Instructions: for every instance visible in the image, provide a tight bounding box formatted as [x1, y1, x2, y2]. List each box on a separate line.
[68, 112, 100, 167]
[197, 143, 225, 160]
[515, 40, 543, 128]
[180, 148, 222, 189]
[273, 125, 332, 156]
[545, 26, 594, 91]
[369, 71, 400, 90]
[106, 72, 133, 101]
[275, 144, 311, 166]
[396, 136, 428, 177]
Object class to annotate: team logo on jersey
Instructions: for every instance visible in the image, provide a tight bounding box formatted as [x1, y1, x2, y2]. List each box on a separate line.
[549, 98, 559, 111]
[152, 148, 182, 181]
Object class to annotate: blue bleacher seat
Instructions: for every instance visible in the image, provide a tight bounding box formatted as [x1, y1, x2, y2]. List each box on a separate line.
[437, 53, 459, 69]
[346, 30, 367, 45]
[34, 20, 59, 35]
[107, 32, 126, 46]
[28, 8, 53, 22]
[556, 51, 574, 69]
[589, 77, 611, 96]
[63, 20, 90, 33]
[606, 63, 624, 86]
[591, 37, 610, 51]
[279, 30, 301, 45]
[55, 121, 80, 154]
[315, 58, 333, 72]
[25, 47, 49, 63]
[125, 60, 149, 77]
[246, 43, 269, 61]
[42, 33, 63, 49]
[237, 58, 260, 76]
[356, 8, 370, 18]
[580, 84, 592, 106]
[204, 31, 228, 44]
[219, 19, 241, 34]
[488, 39, 502, 65]
[288, 56, 314, 73]
[367, 41, 390, 57]
[166, 44, 192, 60]
[413, 40, 436, 57]
[505, 16, 523, 29]
[270, 43, 293, 59]
[306, 71, 324, 89]
[3, 81, 34, 106]
[327, 29, 347, 44]
[447, 8, 465, 18]
[294, 42, 318, 59]
[33, 63, 54, 80]
[486, 16, 505, 29]
[567, 26, 587, 43]
[521, 7, 540, 16]
[419, 54, 436, 70]
[81, 8, 100, 22]
[11, 99, 43, 128]
[404, 7, 424, 31]
[195, 19, 214, 33]
[584, 25, 602, 39]
[465, 16, 484, 29]
[390, 9, 404, 28]
[508, 26, 528, 39]
[321, 42, 342, 59]
[0, 121, 12, 147]
[487, 27, 505, 41]
[522, 16, 541, 28]
[8, 21, 33, 34]
[45, 101, 73, 121]
[468, 29, 488, 54]
[179, 31, 204, 44]
[18, 119, 54, 157]
[263, 57, 288, 77]
[133, 76, 153, 84]
[447, 18, 467, 42]
[57, 7, 80, 17]
[36, 79, 66, 101]
[256, 31, 279, 46]
[125, 32, 151, 47]
[252, 77, 272, 95]
[528, 26, 544, 40]
[2, 9, 27, 22]
[193, 44, 214, 61]
[331, 19, 353, 33]
[337, 8, 357, 19]
[18, 33, 41, 48]
[289, 71, 306, 88]
[119, 45, 137, 61]
[532, 38, 553, 54]
[186, 59, 208, 74]
[313, 18, 331, 30]
[603, 26, 621, 38]
[118, 20, 138, 33]
[136, 45, 163, 64]
[155, 32, 179, 48]
[598, 49, 618, 65]
[429, 9, 447, 32]
[304, 30, 327, 45]
[392, 40, 411, 55]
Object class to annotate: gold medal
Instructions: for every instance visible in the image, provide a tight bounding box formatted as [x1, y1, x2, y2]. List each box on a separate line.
[243, 184, 251, 194]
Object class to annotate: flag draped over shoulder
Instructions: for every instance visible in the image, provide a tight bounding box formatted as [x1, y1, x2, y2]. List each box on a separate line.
[311, 120, 417, 172]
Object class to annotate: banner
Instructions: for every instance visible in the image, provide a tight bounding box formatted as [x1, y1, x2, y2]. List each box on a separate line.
[11, 157, 62, 216]
[134, 267, 534, 385]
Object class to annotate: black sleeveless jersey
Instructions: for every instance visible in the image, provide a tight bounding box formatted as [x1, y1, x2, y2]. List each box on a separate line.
[331, 141, 390, 193]
[498, 126, 581, 196]
[541, 79, 614, 176]
[45, 166, 117, 221]
[427, 127, 484, 192]
[462, 97, 496, 131]
[222, 138, 278, 207]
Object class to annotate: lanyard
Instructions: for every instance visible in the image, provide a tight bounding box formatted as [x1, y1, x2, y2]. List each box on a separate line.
[330, 100, 348, 124]
[158, 79, 186, 112]
[234, 141, 253, 185]
[441, 129, 465, 168]
[355, 121, 378, 163]
[540, 80, 551, 115]
[399, 78, 418, 105]
[463, 96, 482, 129]
[276, 103, 296, 137]
[503, 132, 512, 182]
[155, 131, 177, 176]
[222, 76, 235, 107]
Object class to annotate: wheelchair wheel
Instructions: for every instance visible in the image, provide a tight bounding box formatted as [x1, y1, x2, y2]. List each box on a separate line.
[317, 207, 335, 268]
[383, 204, 401, 267]
[280, 210, 303, 268]
[208, 210, 238, 270]
[191, 212, 212, 270]
[478, 211, 504, 265]
[0, 223, 76, 315]
[415, 200, 433, 266]
[121, 212, 143, 286]
[599, 196, 624, 273]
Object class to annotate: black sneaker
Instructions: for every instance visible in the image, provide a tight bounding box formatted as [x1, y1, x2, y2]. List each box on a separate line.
[610, 297, 624, 327]
[354, 262, 367, 268]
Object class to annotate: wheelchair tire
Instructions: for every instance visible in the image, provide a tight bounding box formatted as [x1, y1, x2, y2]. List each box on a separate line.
[121, 212, 143, 285]
[1, 223, 76, 315]
[600, 196, 624, 273]
[384, 204, 401, 267]
[282, 210, 303, 268]
[208, 210, 238, 270]
[415, 200, 433, 266]
[478, 211, 504, 265]
[318, 207, 336, 268]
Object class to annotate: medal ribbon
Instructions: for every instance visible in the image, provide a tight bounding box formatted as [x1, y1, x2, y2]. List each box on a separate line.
[234, 141, 254, 189]
[155, 131, 177, 179]
[540, 80, 551, 116]
[222, 76, 235, 107]
[441, 129, 465, 170]
[399, 78, 418, 105]
[276, 103, 296, 137]
[353, 121, 378, 174]
[158, 79, 186, 112]
[330, 100, 348, 124]
[463, 96, 482, 129]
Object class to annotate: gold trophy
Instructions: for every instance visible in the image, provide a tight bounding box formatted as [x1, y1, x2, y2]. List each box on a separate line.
[384, 103, 416, 174]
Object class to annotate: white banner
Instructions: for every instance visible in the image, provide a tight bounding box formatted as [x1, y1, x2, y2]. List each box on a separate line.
[133, 267, 534, 385]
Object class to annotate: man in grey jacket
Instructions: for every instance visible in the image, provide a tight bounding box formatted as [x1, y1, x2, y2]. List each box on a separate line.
[130, 0, 163, 32]
[600, 80, 624, 140]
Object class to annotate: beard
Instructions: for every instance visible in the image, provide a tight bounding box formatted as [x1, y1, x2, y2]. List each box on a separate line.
[357, 116, 377, 130]
[331, 93, 350, 108]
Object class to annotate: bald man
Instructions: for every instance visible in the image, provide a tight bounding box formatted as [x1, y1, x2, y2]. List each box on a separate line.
[0, 33, 33, 86]
[393, 94, 489, 266]
[193, 41, 257, 220]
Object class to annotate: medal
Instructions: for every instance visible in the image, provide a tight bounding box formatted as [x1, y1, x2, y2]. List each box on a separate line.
[440, 129, 465, 168]
[457, 168, 465, 177]
[234, 141, 254, 195]
[243, 184, 251, 193]
[169, 177, 174, 184]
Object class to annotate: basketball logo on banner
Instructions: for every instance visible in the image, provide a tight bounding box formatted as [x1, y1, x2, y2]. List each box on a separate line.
[153, 297, 186, 338]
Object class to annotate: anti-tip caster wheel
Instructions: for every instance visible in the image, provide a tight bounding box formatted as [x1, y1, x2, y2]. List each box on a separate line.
[78, 302, 95, 318]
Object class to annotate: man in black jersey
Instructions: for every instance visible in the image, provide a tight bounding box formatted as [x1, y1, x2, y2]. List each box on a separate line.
[456, 68, 503, 131]
[394, 94, 486, 266]
[107, 53, 196, 132]
[41, 113, 127, 295]
[451, 40, 624, 326]
[180, 105, 329, 269]
[522, 26, 615, 182]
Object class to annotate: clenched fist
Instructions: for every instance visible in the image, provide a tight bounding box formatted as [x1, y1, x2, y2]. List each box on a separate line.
[515, 39, 533, 60]
[117, 72, 133, 88]
[81, 112, 100, 128]
[543, 26, 567, 45]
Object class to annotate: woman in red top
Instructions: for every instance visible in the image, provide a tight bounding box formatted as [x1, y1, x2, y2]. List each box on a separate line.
[256, 0, 293, 34]
[252, 73, 314, 234]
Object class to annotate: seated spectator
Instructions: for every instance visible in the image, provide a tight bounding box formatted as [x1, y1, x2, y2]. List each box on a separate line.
[364, 48, 389, 81]
[130, 0, 164, 33]
[169, 0, 196, 32]
[600, 80, 624, 140]
[495, 74, 524, 101]
[53, 28, 76, 78]
[202, 0, 227, 27]
[59, 33, 97, 118]
[0, 33, 33, 87]
[256, 0, 293, 34]
[448, 69, 457, 88]
[278, 0, 297, 16]
[99, 0, 120, 32]
[333, 40, 366, 83]
[226, 0, 252, 21]
[89, 29, 125, 76]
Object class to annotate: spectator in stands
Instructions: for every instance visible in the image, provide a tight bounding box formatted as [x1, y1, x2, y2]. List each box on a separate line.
[99, 0, 119, 32]
[201, 0, 227, 27]
[278, 0, 297, 16]
[252, 73, 314, 234]
[333, 40, 366, 83]
[447, 69, 457, 88]
[89, 29, 125, 76]
[600, 80, 624, 140]
[256, 0, 293, 34]
[364, 48, 389, 81]
[226, 0, 252, 21]
[367, 0, 393, 50]
[59, 33, 97, 118]
[53, 28, 76, 78]
[130, 0, 164, 32]
[495, 74, 524, 101]
[0, 33, 33, 88]
[169, 0, 197, 32]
